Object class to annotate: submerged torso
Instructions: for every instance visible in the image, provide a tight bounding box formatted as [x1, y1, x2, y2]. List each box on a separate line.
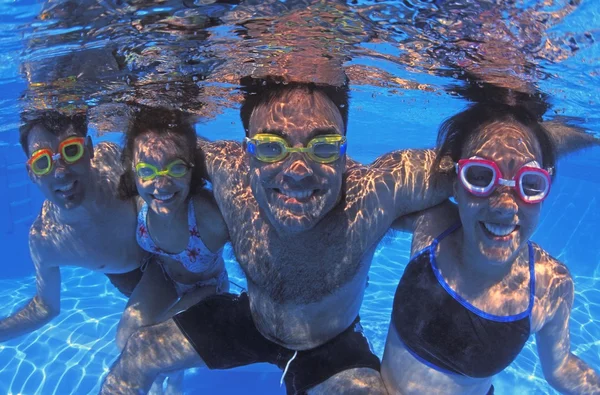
[31, 142, 144, 274]
[382, 202, 566, 394]
[211, 150, 393, 350]
[232, 203, 380, 350]
[136, 197, 225, 285]
[392, 223, 534, 377]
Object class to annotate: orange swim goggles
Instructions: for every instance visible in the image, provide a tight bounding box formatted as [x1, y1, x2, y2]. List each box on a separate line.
[27, 136, 86, 176]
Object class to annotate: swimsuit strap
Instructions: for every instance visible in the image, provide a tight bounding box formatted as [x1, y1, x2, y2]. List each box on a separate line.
[526, 241, 536, 314]
[429, 222, 535, 322]
[431, 222, 462, 250]
[140, 201, 149, 224]
[187, 198, 197, 232]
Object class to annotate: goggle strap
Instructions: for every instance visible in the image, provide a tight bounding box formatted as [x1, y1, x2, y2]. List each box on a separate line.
[498, 178, 516, 187]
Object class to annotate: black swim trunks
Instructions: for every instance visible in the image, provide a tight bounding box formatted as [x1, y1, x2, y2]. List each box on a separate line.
[173, 292, 381, 395]
[105, 267, 144, 297]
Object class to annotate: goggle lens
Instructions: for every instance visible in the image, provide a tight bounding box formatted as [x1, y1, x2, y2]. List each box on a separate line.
[136, 166, 156, 179]
[464, 165, 494, 188]
[255, 142, 286, 162]
[62, 141, 84, 163]
[310, 141, 341, 161]
[32, 154, 51, 175]
[168, 162, 190, 177]
[520, 172, 549, 198]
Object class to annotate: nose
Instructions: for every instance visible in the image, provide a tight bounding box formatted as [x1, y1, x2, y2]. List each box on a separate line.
[53, 159, 68, 179]
[489, 187, 519, 217]
[153, 175, 173, 190]
[282, 156, 314, 182]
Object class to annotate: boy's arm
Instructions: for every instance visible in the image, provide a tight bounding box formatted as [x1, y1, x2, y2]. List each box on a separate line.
[0, 230, 61, 342]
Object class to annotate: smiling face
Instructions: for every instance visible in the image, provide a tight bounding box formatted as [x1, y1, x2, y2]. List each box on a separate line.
[454, 121, 545, 266]
[247, 88, 346, 234]
[27, 124, 93, 210]
[133, 131, 192, 217]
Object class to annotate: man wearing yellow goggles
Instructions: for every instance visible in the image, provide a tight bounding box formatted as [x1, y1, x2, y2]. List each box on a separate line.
[2, 110, 147, 344]
[244, 134, 347, 164]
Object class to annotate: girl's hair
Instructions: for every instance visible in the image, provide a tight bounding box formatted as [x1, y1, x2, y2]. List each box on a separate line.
[434, 102, 557, 180]
[117, 105, 208, 200]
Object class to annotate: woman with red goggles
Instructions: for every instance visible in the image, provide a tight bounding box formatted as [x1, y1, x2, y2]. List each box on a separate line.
[381, 102, 599, 394]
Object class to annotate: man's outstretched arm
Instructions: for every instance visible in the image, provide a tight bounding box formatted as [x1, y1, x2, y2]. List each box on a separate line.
[368, 148, 454, 219]
[0, 228, 61, 342]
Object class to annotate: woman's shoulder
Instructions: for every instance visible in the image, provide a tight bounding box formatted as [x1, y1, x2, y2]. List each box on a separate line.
[531, 244, 575, 330]
[192, 191, 229, 243]
[532, 244, 574, 293]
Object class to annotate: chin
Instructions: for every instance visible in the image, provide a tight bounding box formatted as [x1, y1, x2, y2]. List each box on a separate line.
[478, 244, 519, 266]
[53, 195, 85, 210]
[269, 211, 322, 234]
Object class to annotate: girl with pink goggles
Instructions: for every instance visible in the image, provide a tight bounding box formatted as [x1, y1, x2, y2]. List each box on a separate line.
[455, 156, 553, 204]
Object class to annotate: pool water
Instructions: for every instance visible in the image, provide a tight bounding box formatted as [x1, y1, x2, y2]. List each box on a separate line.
[1, 1, 599, 394]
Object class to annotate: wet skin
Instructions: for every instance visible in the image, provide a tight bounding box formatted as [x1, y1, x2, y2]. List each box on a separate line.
[382, 123, 600, 394]
[0, 124, 145, 342]
[100, 87, 452, 394]
[130, 130, 227, 284]
[116, 129, 228, 388]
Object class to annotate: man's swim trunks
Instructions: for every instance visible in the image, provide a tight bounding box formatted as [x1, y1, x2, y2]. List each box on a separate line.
[104, 267, 144, 297]
[173, 292, 381, 395]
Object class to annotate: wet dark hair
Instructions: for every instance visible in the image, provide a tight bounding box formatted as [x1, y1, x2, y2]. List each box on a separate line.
[434, 102, 557, 180]
[239, 76, 350, 136]
[19, 110, 88, 156]
[117, 105, 208, 200]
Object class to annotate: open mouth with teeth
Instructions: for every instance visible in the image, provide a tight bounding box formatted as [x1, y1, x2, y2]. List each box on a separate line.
[480, 221, 519, 241]
[151, 192, 177, 203]
[273, 188, 318, 203]
[55, 180, 78, 198]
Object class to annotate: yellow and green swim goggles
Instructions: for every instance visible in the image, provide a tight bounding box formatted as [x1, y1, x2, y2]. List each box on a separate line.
[27, 136, 86, 176]
[245, 133, 347, 164]
[135, 159, 192, 181]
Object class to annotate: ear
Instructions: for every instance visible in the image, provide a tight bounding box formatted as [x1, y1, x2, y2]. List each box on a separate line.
[86, 136, 94, 159]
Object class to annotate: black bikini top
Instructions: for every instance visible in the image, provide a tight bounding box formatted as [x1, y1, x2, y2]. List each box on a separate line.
[392, 223, 535, 378]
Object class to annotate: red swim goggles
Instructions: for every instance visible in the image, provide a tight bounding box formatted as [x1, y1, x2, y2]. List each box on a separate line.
[455, 157, 552, 204]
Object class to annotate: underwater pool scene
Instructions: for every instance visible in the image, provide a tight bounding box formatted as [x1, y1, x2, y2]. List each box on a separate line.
[1, 0, 599, 394]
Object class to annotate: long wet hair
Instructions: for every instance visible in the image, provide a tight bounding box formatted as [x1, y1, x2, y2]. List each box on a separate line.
[118, 105, 208, 200]
[239, 76, 350, 136]
[19, 110, 88, 156]
[434, 102, 557, 180]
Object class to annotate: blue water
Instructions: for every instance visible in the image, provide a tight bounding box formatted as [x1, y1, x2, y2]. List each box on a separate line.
[1, 1, 599, 394]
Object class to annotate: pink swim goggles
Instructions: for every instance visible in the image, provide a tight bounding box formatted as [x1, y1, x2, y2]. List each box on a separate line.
[455, 157, 552, 204]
